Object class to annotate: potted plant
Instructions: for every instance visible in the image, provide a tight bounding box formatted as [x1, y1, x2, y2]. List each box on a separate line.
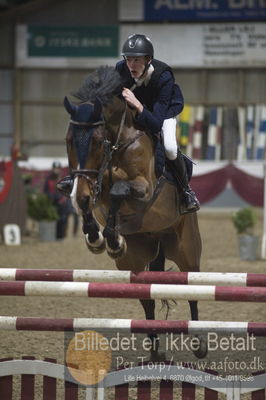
[27, 192, 59, 241]
[232, 207, 259, 261]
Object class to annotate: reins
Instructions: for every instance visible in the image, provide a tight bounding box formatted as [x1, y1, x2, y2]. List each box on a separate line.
[111, 102, 127, 151]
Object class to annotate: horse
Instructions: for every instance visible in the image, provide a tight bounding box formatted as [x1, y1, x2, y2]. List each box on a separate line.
[63, 66, 205, 358]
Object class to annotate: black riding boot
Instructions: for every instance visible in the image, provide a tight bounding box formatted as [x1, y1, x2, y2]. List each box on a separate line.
[56, 176, 74, 197]
[169, 152, 200, 214]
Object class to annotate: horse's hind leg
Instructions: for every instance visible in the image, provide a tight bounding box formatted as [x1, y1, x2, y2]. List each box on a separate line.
[139, 298, 161, 360]
[173, 214, 201, 324]
[139, 241, 166, 359]
[115, 234, 163, 359]
[149, 241, 165, 272]
[188, 301, 198, 321]
[162, 214, 207, 358]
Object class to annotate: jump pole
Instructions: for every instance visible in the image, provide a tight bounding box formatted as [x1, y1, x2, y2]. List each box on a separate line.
[1, 269, 266, 287]
[1, 316, 266, 336]
[0, 281, 266, 302]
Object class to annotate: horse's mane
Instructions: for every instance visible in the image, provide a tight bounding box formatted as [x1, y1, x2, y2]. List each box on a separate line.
[71, 66, 123, 105]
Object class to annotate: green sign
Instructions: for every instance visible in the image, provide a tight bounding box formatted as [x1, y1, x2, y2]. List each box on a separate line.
[28, 26, 118, 57]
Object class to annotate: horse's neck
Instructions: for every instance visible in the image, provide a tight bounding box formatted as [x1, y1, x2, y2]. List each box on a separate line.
[103, 97, 125, 135]
[104, 97, 141, 141]
[103, 96, 156, 177]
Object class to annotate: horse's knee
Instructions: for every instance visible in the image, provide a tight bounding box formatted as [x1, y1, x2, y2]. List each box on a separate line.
[110, 180, 131, 202]
[129, 177, 150, 200]
[110, 177, 150, 202]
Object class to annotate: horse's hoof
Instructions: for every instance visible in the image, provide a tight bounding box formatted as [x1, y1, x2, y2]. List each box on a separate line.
[193, 335, 208, 359]
[85, 233, 106, 254]
[106, 236, 127, 259]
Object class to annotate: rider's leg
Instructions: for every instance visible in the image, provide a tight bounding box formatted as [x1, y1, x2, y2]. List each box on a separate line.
[162, 117, 200, 214]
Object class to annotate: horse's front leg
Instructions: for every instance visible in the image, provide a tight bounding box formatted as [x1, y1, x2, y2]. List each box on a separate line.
[103, 181, 129, 259]
[82, 211, 106, 254]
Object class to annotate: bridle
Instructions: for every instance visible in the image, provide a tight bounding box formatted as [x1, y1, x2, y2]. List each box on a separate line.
[70, 103, 127, 205]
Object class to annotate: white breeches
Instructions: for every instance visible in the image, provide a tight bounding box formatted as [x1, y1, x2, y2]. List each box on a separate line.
[161, 117, 178, 160]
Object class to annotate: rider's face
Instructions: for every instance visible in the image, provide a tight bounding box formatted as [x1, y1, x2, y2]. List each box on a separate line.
[125, 56, 148, 79]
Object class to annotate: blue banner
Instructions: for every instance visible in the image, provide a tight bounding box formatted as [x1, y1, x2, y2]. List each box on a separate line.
[144, 0, 266, 22]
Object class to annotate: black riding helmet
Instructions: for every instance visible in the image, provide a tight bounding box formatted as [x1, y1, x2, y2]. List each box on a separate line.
[121, 34, 154, 58]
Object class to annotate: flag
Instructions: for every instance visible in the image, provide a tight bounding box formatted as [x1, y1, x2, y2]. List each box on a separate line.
[206, 107, 217, 160]
[179, 105, 192, 151]
[246, 105, 254, 160]
[256, 105, 266, 160]
[237, 107, 246, 161]
[192, 106, 204, 160]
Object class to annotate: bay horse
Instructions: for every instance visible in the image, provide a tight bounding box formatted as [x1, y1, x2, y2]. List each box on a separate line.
[63, 66, 205, 358]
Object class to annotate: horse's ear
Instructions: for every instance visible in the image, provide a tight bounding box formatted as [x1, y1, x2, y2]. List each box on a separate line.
[64, 96, 77, 116]
[93, 97, 102, 120]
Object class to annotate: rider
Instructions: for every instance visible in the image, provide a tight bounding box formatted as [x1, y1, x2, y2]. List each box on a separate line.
[57, 34, 199, 214]
[116, 34, 199, 214]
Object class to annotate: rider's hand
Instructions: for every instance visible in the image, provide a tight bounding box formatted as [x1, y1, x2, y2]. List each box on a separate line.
[122, 88, 143, 114]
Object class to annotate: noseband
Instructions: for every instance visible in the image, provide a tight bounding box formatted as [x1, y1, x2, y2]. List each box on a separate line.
[70, 104, 127, 204]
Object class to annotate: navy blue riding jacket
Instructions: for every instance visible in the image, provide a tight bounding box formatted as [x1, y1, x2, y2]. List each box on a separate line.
[116, 59, 184, 135]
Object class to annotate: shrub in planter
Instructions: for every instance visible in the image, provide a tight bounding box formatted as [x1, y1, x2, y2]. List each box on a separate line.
[27, 193, 59, 241]
[232, 207, 258, 261]
[232, 207, 256, 235]
[27, 193, 59, 222]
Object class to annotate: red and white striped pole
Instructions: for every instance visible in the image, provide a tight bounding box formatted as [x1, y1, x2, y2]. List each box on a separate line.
[0, 281, 266, 302]
[0, 316, 266, 336]
[1, 269, 266, 287]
